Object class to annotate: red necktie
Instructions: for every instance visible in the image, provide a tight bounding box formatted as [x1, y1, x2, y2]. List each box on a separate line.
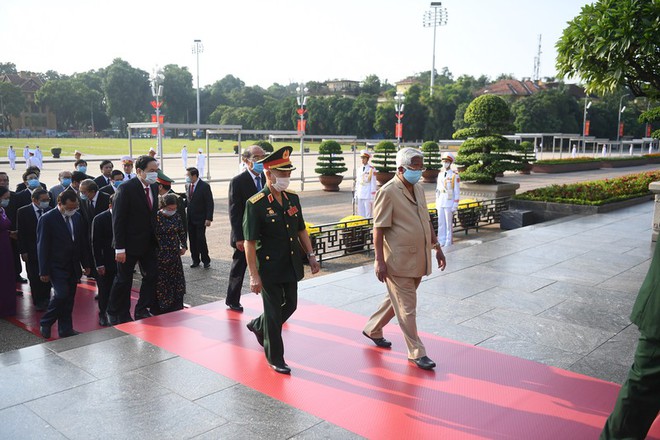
[145, 187, 152, 210]
[189, 183, 195, 198]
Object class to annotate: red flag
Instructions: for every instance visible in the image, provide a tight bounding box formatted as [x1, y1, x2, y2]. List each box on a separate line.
[297, 119, 307, 134]
[619, 122, 624, 137]
[584, 120, 590, 136]
[647, 124, 652, 137]
[395, 123, 403, 138]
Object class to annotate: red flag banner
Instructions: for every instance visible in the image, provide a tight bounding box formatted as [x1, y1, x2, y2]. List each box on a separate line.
[151, 115, 164, 135]
[395, 123, 403, 138]
[647, 124, 652, 137]
[619, 122, 624, 137]
[297, 119, 307, 134]
[584, 120, 590, 136]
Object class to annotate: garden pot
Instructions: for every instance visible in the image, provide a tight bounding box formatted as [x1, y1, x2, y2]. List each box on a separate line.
[519, 163, 533, 175]
[319, 175, 343, 192]
[51, 147, 61, 158]
[422, 169, 440, 183]
[375, 171, 395, 187]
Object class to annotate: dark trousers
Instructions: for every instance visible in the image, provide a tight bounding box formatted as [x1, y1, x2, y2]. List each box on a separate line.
[107, 250, 157, 320]
[226, 248, 247, 306]
[601, 334, 660, 439]
[26, 258, 51, 307]
[40, 273, 77, 335]
[96, 266, 116, 316]
[11, 240, 22, 280]
[188, 222, 209, 265]
[248, 281, 297, 366]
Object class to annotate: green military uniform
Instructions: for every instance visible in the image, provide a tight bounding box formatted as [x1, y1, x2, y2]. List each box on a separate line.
[243, 147, 306, 367]
[601, 241, 660, 439]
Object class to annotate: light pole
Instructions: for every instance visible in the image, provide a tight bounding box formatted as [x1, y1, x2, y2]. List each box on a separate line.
[151, 69, 164, 168]
[616, 93, 629, 143]
[582, 98, 591, 154]
[394, 92, 405, 147]
[296, 84, 308, 190]
[423, 2, 448, 97]
[192, 39, 203, 131]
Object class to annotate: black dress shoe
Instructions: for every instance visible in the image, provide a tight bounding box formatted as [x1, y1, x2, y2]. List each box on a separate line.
[203, 263, 211, 269]
[16, 291, 23, 297]
[362, 331, 392, 348]
[59, 329, 81, 338]
[409, 356, 436, 370]
[39, 325, 51, 339]
[269, 363, 291, 374]
[17, 276, 28, 284]
[227, 304, 244, 312]
[134, 311, 154, 320]
[107, 314, 120, 326]
[99, 313, 110, 327]
[190, 262, 200, 268]
[246, 322, 264, 347]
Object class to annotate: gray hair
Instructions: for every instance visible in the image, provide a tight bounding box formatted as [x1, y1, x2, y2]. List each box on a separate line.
[395, 147, 424, 168]
[79, 179, 98, 193]
[242, 145, 265, 160]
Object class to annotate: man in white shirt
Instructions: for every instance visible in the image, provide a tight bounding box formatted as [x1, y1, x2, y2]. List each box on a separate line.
[121, 156, 136, 181]
[354, 150, 377, 217]
[181, 145, 188, 169]
[435, 153, 460, 247]
[196, 148, 206, 178]
[7, 146, 16, 170]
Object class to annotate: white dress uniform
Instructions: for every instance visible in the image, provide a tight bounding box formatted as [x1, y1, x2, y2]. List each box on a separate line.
[181, 146, 188, 169]
[34, 147, 43, 169]
[435, 155, 460, 246]
[196, 150, 206, 178]
[7, 147, 16, 170]
[23, 146, 30, 161]
[355, 162, 377, 217]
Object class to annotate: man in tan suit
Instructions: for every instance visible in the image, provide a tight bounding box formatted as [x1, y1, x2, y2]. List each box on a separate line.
[362, 147, 446, 370]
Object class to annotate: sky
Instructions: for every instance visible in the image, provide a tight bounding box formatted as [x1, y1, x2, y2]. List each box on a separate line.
[1, 0, 593, 88]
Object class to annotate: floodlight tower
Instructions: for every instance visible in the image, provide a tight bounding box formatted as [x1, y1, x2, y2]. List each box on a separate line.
[151, 69, 164, 167]
[192, 39, 204, 129]
[423, 2, 448, 97]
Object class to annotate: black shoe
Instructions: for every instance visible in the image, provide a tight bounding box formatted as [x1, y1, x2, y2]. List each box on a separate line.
[190, 262, 200, 268]
[246, 322, 264, 347]
[59, 329, 81, 338]
[362, 331, 392, 348]
[269, 363, 291, 374]
[409, 356, 436, 370]
[134, 311, 154, 320]
[17, 276, 28, 284]
[99, 313, 110, 327]
[16, 291, 23, 297]
[227, 304, 244, 312]
[203, 263, 211, 269]
[107, 314, 120, 326]
[39, 325, 51, 339]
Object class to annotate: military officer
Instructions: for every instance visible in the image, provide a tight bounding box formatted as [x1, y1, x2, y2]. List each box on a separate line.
[435, 153, 460, 246]
[243, 146, 320, 374]
[354, 150, 377, 217]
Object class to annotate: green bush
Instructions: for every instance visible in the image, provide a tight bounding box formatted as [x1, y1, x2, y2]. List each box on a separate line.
[520, 141, 535, 164]
[254, 140, 274, 153]
[534, 157, 601, 165]
[314, 140, 347, 176]
[371, 141, 398, 173]
[421, 141, 441, 170]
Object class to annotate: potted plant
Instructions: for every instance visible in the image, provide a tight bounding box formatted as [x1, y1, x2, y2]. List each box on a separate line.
[315, 140, 347, 191]
[519, 141, 535, 174]
[421, 141, 441, 183]
[372, 140, 398, 186]
[51, 147, 62, 158]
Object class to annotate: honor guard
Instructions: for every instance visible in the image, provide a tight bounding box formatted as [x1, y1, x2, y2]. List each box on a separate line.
[354, 150, 377, 217]
[243, 146, 320, 374]
[435, 153, 460, 247]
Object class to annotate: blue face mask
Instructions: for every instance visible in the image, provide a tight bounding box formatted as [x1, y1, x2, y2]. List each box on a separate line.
[112, 180, 122, 188]
[80, 193, 88, 201]
[77, 166, 87, 173]
[185, 176, 192, 184]
[251, 162, 264, 174]
[402, 168, 423, 185]
[62, 178, 72, 187]
[27, 178, 40, 189]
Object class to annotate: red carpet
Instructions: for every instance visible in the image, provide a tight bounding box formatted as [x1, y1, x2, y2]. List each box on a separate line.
[117, 296, 660, 440]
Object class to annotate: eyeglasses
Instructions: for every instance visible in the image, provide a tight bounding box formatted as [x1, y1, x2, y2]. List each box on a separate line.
[403, 166, 426, 172]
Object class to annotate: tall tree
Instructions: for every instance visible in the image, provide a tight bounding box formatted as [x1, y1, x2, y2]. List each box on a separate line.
[162, 64, 195, 123]
[0, 82, 24, 132]
[0, 62, 17, 75]
[103, 59, 150, 136]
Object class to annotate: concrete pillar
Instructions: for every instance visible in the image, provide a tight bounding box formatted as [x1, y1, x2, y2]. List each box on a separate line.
[651, 182, 660, 242]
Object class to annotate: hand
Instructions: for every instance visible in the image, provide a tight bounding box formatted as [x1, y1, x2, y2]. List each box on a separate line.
[374, 259, 388, 282]
[236, 240, 245, 252]
[249, 273, 262, 294]
[436, 251, 447, 271]
[179, 248, 187, 256]
[97, 266, 106, 276]
[83, 267, 91, 276]
[205, 220, 212, 227]
[451, 204, 458, 213]
[309, 255, 320, 274]
[115, 253, 126, 263]
[21, 253, 28, 262]
[9, 230, 17, 240]
[40, 275, 50, 283]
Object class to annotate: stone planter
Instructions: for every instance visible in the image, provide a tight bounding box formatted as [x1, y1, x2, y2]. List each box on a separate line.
[319, 175, 343, 192]
[600, 158, 649, 168]
[422, 169, 440, 183]
[460, 181, 520, 200]
[375, 171, 395, 187]
[51, 147, 62, 158]
[532, 161, 601, 173]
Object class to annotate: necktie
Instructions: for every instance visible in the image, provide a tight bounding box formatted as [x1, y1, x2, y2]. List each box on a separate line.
[36, 209, 42, 218]
[145, 187, 152, 210]
[255, 176, 262, 191]
[65, 216, 74, 240]
[189, 183, 195, 198]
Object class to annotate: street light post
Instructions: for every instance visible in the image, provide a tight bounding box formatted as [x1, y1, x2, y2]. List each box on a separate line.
[151, 70, 164, 170]
[192, 39, 203, 131]
[617, 93, 630, 144]
[394, 92, 405, 148]
[582, 98, 591, 154]
[423, 2, 448, 97]
[296, 84, 308, 190]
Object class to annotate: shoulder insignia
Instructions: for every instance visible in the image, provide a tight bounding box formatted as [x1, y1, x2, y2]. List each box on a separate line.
[248, 192, 265, 204]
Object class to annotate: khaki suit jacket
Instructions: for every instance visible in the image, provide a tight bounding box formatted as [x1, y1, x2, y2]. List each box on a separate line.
[373, 175, 432, 278]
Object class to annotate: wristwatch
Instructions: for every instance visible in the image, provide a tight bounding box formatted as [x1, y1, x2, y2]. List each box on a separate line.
[306, 251, 315, 258]
[432, 242, 441, 250]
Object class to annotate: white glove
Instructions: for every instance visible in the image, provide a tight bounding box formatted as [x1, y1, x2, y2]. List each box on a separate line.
[451, 203, 458, 213]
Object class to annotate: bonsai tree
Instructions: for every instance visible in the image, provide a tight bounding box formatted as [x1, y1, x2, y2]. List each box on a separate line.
[421, 141, 441, 170]
[453, 95, 524, 183]
[254, 140, 274, 153]
[371, 141, 398, 173]
[315, 140, 347, 176]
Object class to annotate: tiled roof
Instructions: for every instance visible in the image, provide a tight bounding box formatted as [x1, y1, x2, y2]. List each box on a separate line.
[476, 79, 546, 96]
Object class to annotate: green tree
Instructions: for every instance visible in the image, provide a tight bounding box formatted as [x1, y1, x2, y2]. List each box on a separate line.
[401, 85, 428, 141]
[374, 102, 395, 138]
[162, 64, 194, 123]
[350, 94, 377, 138]
[0, 62, 17, 75]
[0, 82, 24, 132]
[510, 88, 581, 133]
[361, 74, 381, 95]
[103, 59, 150, 136]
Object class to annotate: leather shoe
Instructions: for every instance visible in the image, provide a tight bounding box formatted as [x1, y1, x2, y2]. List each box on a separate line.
[39, 325, 51, 339]
[246, 322, 264, 347]
[99, 313, 110, 327]
[134, 311, 154, 320]
[227, 304, 244, 312]
[107, 314, 120, 326]
[362, 331, 392, 348]
[409, 356, 436, 370]
[269, 363, 291, 374]
[17, 276, 28, 284]
[59, 329, 81, 338]
[190, 262, 200, 268]
[203, 263, 211, 269]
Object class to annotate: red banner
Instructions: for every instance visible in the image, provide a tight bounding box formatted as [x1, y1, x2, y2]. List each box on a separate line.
[584, 120, 590, 136]
[395, 123, 403, 139]
[647, 124, 652, 137]
[151, 115, 164, 135]
[297, 119, 307, 134]
[619, 122, 624, 137]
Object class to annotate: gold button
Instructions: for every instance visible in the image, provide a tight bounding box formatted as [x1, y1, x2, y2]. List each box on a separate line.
[271, 219, 275, 222]
[266, 256, 270, 260]
[290, 251, 294, 255]
[290, 238, 293, 241]
[286, 224, 290, 228]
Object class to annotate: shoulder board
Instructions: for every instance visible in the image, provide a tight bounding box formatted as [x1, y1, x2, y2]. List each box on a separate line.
[248, 192, 265, 204]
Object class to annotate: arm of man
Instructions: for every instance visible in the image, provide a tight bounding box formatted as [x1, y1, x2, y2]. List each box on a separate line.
[372, 188, 392, 282]
[244, 240, 261, 294]
[16, 207, 28, 258]
[298, 229, 320, 274]
[37, 213, 50, 282]
[204, 183, 214, 227]
[227, 178, 245, 250]
[111, 184, 128, 262]
[91, 215, 105, 276]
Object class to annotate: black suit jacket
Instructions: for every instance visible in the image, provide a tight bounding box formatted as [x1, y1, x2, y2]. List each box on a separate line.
[99, 184, 115, 196]
[94, 175, 111, 189]
[37, 209, 91, 279]
[186, 179, 214, 226]
[81, 191, 110, 233]
[92, 210, 116, 270]
[17, 204, 50, 260]
[228, 170, 265, 246]
[15, 188, 55, 211]
[111, 177, 159, 255]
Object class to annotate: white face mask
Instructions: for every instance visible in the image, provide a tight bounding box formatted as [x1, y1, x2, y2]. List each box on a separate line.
[63, 209, 77, 217]
[161, 209, 176, 217]
[144, 171, 158, 185]
[272, 176, 290, 192]
[443, 161, 451, 169]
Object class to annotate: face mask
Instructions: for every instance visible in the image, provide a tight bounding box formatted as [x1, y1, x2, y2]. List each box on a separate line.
[185, 176, 192, 184]
[272, 176, 290, 192]
[27, 178, 40, 189]
[62, 178, 72, 187]
[251, 162, 264, 174]
[77, 166, 87, 173]
[144, 172, 158, 185]
[38, 201, 50, 209]
[0, 199, 9, 208]
[161, 209, 176, 217]
[443, 161, 451, 169]
[80, 193, 88, 201]
[63, 209, 76, 217]
[402, 168, 423, 185]
[112, 180, 123, 188]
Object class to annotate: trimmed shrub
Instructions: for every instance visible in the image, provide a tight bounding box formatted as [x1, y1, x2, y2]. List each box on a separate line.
[315, 140, 347, 176]
[372, 141, 398, 173]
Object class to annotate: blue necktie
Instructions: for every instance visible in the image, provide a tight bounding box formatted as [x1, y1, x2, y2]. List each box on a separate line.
[65, 216, 74, 241]
[255, 176, 262, 191]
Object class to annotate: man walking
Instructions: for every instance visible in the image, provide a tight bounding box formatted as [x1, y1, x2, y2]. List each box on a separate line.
[354, 150, 377, 217]
[186, 167, 213, 269]
[92, 195, 116, 327]
[362, 147, 446, 370]
[226, 145, 266, 312]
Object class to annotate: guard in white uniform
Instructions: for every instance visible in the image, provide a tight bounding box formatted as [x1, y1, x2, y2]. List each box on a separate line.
[7, 146, 16, 170]
[196, 148, 206, 178]
[34, 145, 43, 169]
[121, 156, 136, 181]
[435, 153, 460, 246]
[181, 145, 188, 169]
[354, 150, 377, 217]
[23, 145, 30, 162]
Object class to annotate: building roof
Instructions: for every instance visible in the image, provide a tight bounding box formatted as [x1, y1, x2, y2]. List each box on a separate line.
[476, 79, 546, 97]
[0, 73, 45, 92]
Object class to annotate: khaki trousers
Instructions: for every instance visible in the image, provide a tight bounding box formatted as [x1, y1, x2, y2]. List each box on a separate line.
[363, 275, 426, 359]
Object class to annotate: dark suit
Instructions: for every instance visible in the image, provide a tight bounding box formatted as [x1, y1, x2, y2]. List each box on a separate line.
[17, 204, 52, 308]
[226, 169, 264, 306]
[108, 177, 159, 321]
[37, 209, 91, 336]
[92, 210, 115, 318]
[5, 191, 23, 281]
[16, 182, 47, 193]
[99, 184, 116, 196]
[93, 175, 112, 190]
[81, 192, 110, 232]
[186, 179, 214, 266]
[15, 188, 55, 211]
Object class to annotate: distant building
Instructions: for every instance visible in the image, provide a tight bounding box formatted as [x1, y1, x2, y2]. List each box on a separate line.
[395, 76, 422, 95]
[325, 79, 360, 94]
[0, 73, 57, 134]
[475, 78, 585, 99]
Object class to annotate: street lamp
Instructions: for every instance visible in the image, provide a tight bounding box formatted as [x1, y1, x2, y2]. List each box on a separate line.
[423, 2, 448, 97]
[151, 69, 164, 167]
[296, 84, 309, 190]
[616, 93, 629, 143]
[582, 98, 591, 154]
[192, 39, 203, 131]
[394, 92, 405, 147]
